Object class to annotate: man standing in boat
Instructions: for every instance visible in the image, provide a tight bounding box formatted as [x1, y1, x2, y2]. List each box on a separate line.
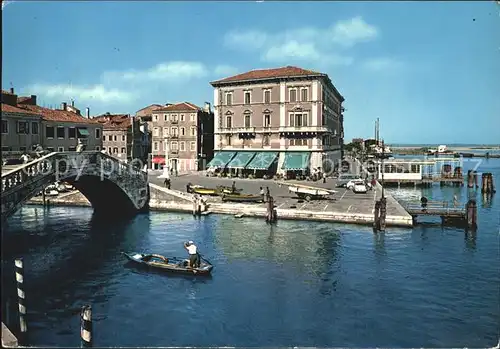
[184, 241, 200, 268]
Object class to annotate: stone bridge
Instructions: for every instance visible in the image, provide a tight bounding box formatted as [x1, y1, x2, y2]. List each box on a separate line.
[1, 151, 150, 221]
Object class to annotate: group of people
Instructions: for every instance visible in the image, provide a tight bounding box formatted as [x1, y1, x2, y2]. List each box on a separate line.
[259, 186, 271, 202]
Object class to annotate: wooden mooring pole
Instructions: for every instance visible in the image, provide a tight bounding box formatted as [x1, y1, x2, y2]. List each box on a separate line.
[15, 258, 27, 341]
[80, 305, 92, 347]
[379, 197, 387, 231]
[474, 171, 479, 188]
[465, 199, 478, 231]
[481, 173, 496, 194]
[373, 200, 381, 232]
[467, 170, 474, 188]
[266, 196, 277, 224]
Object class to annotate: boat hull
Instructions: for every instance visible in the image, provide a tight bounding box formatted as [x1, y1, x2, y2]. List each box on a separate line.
[221, 194, 263, 203]
[191, 187, 219, 196]
[122, 252, 213, 275]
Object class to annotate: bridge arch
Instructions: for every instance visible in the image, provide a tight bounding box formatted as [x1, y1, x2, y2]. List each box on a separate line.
[1, 152, 150, 221]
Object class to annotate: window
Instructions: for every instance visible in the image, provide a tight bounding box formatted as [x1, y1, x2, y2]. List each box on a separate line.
[163, 127, 169, 136]
[153, 128, 159, 137]
[102, 135, 106, 141]
[69, 127, 76, 138]
[31, 122, 39, 135]
[264, 114, 271, 127]
[190, 141, 196, 151]
[244, 114, 251, 128]
[95, 146, 100, 151]
[164, 114, 168, 122]
[170, 141, 178, 151]
[263, 135, 270, 146]
[69, 146, 77, 152]
[289, 113, 308, 127]
[121, 147, 126, 153]
[1, 120, 8, 134]
[226, 135, 232, 146]
[58, 147, 64, 152]
[171, 114, 178, 122]
[17, 121, 29, 134]
[180, 127, 185, 136]
[289, 88, 297, 102]
[153, 114, 159, 122]
[46, 126, 55, 138]
[113, 147, 118, 153]
[290, 138, 307, 146]
[226, 116, 232, 128]
[226, 93, 233, 106]
[122, 135, 126, 141]
[108, 147, 112, 153]
[190, 127, 196, 137]
[57, 126, 65, 138]
[153, 142, 159, 151]
[180, 114, 185, 122]
[1, 146, 12, 151]
[180, 141, 185, 151]
[113, 135, 117, 141]
[190, 113, 196, 122]
[95, 128, 101, 138]
[244, 91, 251, 104]
[264, 90, 271, 104]
[171, 127, 178, 136]
[301, 88, 308, 102]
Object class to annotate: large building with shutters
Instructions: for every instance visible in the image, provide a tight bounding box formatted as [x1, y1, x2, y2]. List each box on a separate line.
[208, 66, 345, 178]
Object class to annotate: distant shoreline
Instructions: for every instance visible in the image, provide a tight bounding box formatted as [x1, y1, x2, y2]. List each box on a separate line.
[390, 146, 500, 151]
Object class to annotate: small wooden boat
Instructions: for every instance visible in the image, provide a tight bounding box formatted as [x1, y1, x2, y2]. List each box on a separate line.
[189, 185, 219, 196]
[222, 193, 263, 203]
[216, 185, 243, 195]
[122, 252, 213, 275]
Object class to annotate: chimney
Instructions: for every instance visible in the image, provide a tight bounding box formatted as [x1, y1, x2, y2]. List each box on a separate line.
[31, 95, 37, 105]
[204, 102, 211, 113]
[71, 99, 75, 107]
[9, 88, 14, 94]
[61, 102, 67, 110]
[85, 107, 90, 118]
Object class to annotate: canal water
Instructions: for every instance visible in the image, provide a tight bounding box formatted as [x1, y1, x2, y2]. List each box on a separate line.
[2, 158, 499, 347]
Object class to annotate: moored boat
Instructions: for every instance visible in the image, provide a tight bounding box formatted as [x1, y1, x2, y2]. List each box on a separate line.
[122, 252, 213, 275]
[216, 185, 243, 195]
[190, 186, 219, 196]
[221, 193, 263, 203]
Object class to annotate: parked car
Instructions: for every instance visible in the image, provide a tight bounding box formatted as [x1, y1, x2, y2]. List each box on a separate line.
[352, 181, 368, 194]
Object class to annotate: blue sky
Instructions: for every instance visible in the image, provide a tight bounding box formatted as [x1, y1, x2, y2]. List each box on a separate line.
[2, 1, 499, 144]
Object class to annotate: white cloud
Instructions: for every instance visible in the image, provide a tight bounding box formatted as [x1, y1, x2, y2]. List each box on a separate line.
[102, 61, 209, 83]
[213, 65, 239, 77]
[330, 16, 379, 47]
[26, 83, 134, 103]
[223, 16, 378, 64]
[362, 57, 404, 72]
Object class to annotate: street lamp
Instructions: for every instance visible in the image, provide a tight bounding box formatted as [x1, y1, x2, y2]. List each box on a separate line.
[381, 139, 385, 199]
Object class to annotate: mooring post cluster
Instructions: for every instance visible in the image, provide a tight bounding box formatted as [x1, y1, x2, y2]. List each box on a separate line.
[265, 195, 277, 224]
[465, 199, 478, 231]
[373, 197, 387, 232]
[481, 173, 496, 194]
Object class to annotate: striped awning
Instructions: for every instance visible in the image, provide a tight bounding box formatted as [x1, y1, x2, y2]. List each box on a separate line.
[227, 152, 256, 169]
[206, 151, 236, 169]
[282, 152, 311, 170]
[246, 152, 278, 170]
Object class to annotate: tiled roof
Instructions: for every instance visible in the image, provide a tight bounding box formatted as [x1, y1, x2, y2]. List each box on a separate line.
[16, 105, 100, 124]
[211, 66, 323, 85]
[135, 104, 163, 116]
[1, 103, 40, 115]
[155, 102, 200, 112]
[94, 113, 132, 130]
[1, 90, 15, 95]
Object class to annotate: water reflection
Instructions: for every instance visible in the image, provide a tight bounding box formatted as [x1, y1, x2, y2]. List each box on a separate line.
[481, 193, 493, 208]
[464, 231, 477, 251]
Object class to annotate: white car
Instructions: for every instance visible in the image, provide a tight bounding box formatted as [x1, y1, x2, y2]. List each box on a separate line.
[346, 179, 362, 190]
[352, 181, 368, 193]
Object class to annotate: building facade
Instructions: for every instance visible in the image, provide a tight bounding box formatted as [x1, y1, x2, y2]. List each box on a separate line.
[1, 89, 103, 157]
[94, 113, 147, 162]
[208, 66, 345, 176]
[151, 102, 214, 171]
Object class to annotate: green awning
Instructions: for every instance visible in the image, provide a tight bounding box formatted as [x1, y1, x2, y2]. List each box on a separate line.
[206, 151, 236, 169]
[227, 152, 256, 169]
[282, 152, 311, 170]
[246, 152, 278, 170]
[77, 128, 90, 136]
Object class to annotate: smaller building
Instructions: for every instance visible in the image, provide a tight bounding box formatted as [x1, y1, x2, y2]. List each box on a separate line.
[151, 102, 214, 172]
[94, 113, 146, 162]
[1, 89, 102, 157]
